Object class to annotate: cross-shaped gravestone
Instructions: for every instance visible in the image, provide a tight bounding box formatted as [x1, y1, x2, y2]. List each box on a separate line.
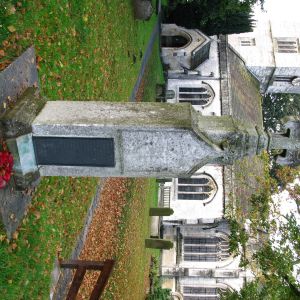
[1, 48, 300, 189]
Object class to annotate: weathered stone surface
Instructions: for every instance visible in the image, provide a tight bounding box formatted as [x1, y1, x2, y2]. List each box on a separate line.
[133, 0, 153, 20]
[1, 87, 46, 138]
[31, 101, 268, 177]
[0, 47, 38, 116]
[0, 182, 32, 238]
[0, 47, 40, 237]
[270, 116, 300, 166]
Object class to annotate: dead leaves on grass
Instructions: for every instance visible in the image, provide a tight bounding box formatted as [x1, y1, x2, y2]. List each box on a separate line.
[76, 178, 153, 300]
[77, 178, 129, 299]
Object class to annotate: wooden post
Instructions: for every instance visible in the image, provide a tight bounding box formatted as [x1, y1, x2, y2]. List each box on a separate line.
[66, 267, 86, 300]
[60, 259, 115, 300]
[90, 260, 115, 300]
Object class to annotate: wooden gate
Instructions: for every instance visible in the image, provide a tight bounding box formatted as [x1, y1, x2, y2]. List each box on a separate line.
[60, 259, 115, 300]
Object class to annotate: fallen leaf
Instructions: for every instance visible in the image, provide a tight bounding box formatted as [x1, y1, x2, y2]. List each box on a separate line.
[36, 55, 43, 63]
[12, 231, 19, 240]
[7, 25, 16, 33]
[7, 5, 16, 15]
[0, 50, 5, 57]
[34, 211, 41, 220]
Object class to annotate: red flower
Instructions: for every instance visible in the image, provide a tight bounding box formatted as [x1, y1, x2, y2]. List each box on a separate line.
[0, 149, 14, 189]
[0, 177, 7, 189]
[3, 171, 11, 182]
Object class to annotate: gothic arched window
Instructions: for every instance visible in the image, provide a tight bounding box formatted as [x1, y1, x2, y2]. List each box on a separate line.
[176, 174, 217, 203]
[178, 83, 215, 106]
[183, 235, 230, 262]
[182, 285, 227, 300]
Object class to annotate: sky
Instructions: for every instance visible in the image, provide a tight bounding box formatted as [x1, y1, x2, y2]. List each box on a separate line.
[271, 182, 300, 283]
[260, 0, 300, 284]
[256, 0, 300, 20]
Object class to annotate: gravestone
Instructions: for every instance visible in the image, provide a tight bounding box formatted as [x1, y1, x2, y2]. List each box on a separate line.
[133, 0, 153, 20]
[0, 47, 40, 237]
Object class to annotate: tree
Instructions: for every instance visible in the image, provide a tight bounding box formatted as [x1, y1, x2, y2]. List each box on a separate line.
[223, 234, 300, 299]
[223, 166, 300, 300]
[263, 93, 300, 132]
[165, 0, 256, 35]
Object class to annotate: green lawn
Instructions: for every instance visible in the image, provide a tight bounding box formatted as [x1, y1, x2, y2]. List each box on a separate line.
[0, 0, 164, 299]
[141, 38, 165, 102]
[1, 0, 157, 100]
[0, 177, 99, 299]
[102, 178, 159, 300]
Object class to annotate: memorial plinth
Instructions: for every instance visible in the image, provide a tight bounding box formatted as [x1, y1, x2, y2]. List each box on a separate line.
[5, 97, 268, 178]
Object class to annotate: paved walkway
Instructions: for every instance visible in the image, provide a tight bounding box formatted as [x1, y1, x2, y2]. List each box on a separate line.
[130, 1, 161, 101]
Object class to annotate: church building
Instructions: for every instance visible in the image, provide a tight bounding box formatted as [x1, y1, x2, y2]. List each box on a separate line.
[157, 3, 300, 298]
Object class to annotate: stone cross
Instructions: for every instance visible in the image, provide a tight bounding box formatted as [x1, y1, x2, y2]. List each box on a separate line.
[268, 116, 300, 166]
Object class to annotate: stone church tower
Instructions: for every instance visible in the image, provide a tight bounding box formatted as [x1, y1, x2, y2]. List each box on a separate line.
[228, 2, 300, 94]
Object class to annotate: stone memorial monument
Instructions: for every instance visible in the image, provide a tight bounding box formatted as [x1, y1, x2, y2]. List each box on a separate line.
[1, 47, 300, 187]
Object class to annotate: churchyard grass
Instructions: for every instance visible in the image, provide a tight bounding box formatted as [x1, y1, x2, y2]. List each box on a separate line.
[0, 177, 99, 299]
[0, 0, 157, 100]
[101, 179, 159, 300]
[141, 39, 165, 102]
[0, 0, 163, 298]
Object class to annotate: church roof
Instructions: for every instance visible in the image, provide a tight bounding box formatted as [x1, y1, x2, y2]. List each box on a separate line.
[190, 30, 211, 69]
[222, 38, 266, 216]
[227, 45, 263, 129]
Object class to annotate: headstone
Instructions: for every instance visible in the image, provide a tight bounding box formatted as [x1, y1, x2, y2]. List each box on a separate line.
[0, 48, 40, 237]
[0, 47, 38, 117]
[133, 0, 153, 20]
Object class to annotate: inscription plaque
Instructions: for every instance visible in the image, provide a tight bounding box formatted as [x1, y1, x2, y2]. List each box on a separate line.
[33, 137, 115, 167]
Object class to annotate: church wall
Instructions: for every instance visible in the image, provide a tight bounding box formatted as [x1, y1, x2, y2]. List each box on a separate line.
[162, 165, 224, 221]
[271, 20, 300, 68]
[228, 4, 300, 94]
[228, 14, 274, 68]
[166, 36, 222, 116]
[161, 24, 210, 70]
[195, 36, 220, 77]
[166, 78, 221, 116]
[178, 277, 245, 293]
[161, 222, 248, 297]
